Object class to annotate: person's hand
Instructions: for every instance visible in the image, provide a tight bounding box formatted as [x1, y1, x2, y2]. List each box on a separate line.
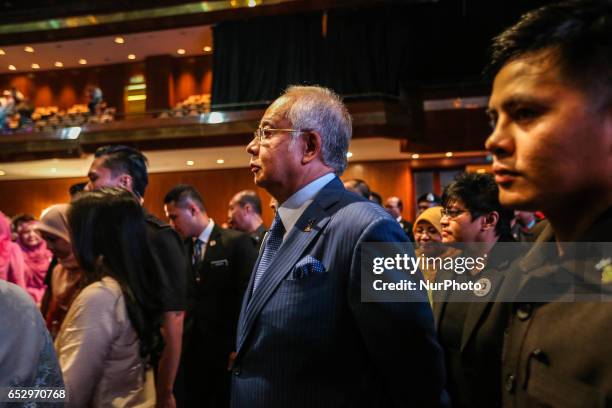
[156, 392, 176, 408]
[227, 351, 237, 370]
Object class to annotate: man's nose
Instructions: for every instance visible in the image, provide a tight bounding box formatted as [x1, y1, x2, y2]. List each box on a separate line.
[485, 120, 514, 159]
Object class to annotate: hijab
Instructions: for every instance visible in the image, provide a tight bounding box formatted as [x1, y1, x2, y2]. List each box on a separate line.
[17, 220, 52, 303]
[0, 211, 26, 288]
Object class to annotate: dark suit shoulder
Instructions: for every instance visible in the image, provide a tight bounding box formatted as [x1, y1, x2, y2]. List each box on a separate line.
[146, 213, 173, 230]
[216, 226, 257, 250]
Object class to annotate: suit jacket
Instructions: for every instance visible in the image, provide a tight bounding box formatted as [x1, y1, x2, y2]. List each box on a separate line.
[399, 218, 415, 242]
[231, 177, 446, 408]
[432, 244, 520, 408]
[501, 208, 612, 408]
[185, 225, 257, 367]
[251, 224, 267, 250]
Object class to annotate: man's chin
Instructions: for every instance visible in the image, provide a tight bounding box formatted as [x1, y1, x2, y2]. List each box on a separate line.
[498, 188, 538, 211]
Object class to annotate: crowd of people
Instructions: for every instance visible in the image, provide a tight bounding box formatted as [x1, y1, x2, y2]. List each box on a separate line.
[0, 1, 610, 407]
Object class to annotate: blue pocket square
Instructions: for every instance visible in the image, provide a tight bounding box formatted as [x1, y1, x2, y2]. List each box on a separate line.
[291, 256, 327, 279]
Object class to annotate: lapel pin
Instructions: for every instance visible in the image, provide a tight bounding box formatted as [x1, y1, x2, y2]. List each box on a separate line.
[304, 219, 315, 232]
[595, 257, 612, 284]
[209, 240, 216, 247]
[473, 277, 492, 297]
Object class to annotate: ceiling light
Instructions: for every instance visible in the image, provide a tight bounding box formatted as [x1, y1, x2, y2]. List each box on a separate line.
[78, 59, 87, 65]
[186, 160, 195, 166]
[31, 63, 40, 69]
[203, 46, 212, 53]
[248, 0, 257, 7]
[114, 37, 125, 44]
[0, 170, 5, 176]
[128, 54, 136, 60]
[346, 151, 353, 158]
[24, 46, 34, 53]
[411, 154, 420, 159]
[0, 49, 5, 55]
[216, 159, 225, 164]
[177, 49, 186, 55]
[8, 65, 16, 71]
[50, 168, 57, 173]
[445, 152, 453, 157]
[54, 61, 63, 67]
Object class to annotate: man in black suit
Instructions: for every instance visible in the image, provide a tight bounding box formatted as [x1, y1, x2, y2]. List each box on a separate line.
[164, 184, 257, 408]
[227, 190, 267, 249]
[384, 196, 415, 241]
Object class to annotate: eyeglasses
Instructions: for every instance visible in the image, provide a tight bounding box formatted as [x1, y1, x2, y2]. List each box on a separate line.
[441, 207, 468, 219]
[252, 128, 308, 144]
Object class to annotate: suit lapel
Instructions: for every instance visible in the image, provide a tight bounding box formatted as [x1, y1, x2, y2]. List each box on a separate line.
[236, 177, 344, 353]
[237, 230, 269, 319]
[432, 269, 453, 331]
[459, 271, 505, 352]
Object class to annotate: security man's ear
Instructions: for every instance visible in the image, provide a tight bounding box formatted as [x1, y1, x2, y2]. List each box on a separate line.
[301, 130, 322, 164]
[482, 211, 499, 231]
[118, 174, 133, 191]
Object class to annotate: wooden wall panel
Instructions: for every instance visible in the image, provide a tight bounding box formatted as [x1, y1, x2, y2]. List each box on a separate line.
[0, 160, 416, 228]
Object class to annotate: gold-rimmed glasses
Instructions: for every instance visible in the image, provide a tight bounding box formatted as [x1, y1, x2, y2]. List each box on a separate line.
[252, 128, 308, 144]
[440, 207, 469, 219]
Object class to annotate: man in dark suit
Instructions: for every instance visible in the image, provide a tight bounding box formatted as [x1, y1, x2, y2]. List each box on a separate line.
[227, 190, 267, 249]
[384, 196, 415, 242]
[485, 1, 612, 405]
[232, 85, 447, 407]
[164, 184, 257, 408]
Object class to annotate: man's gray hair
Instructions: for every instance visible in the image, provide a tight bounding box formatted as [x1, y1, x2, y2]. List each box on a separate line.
[281, 85, 352, 175]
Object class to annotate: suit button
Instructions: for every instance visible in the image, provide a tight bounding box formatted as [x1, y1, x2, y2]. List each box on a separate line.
[516, 303, 532, 320]
[233, 367, 241, 376]
[531, 348, 549, 364]
[505, 374, 516, 393]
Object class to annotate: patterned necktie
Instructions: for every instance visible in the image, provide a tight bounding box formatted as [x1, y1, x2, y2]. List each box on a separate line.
[192, 238, 204, 266]
[252, 213, 285, 292]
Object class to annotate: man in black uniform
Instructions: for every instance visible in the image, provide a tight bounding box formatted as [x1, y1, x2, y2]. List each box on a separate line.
[227, 190, 267, 249]
[485, 1, 612, 405]
[384, 196, 415, 241]
[164, 184, 257, 408]
[86, 145, 187, 408]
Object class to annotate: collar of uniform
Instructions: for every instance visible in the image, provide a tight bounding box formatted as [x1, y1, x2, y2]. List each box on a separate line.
[276, 172, 335, 239]
[195, 218, 215, 245]
[518, 206, 612, 273]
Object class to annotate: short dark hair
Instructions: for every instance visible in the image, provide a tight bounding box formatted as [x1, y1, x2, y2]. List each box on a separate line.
[369, 191, 382, 206]
[344, 179, 371, 199]
[68, 188, 163, 360]
[487, 0, 612, 109]
[235, 190, 262, 215]
[11, 214, 35, 232]
[69, 182, 87, 198]
[164, 184, 206, 211]
[95, 145, 149, 198]
[442, 172, 514, 240]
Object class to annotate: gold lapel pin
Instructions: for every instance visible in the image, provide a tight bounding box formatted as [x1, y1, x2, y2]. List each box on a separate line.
[304, 219, 315, 232]
[209, 240, 216, 247]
